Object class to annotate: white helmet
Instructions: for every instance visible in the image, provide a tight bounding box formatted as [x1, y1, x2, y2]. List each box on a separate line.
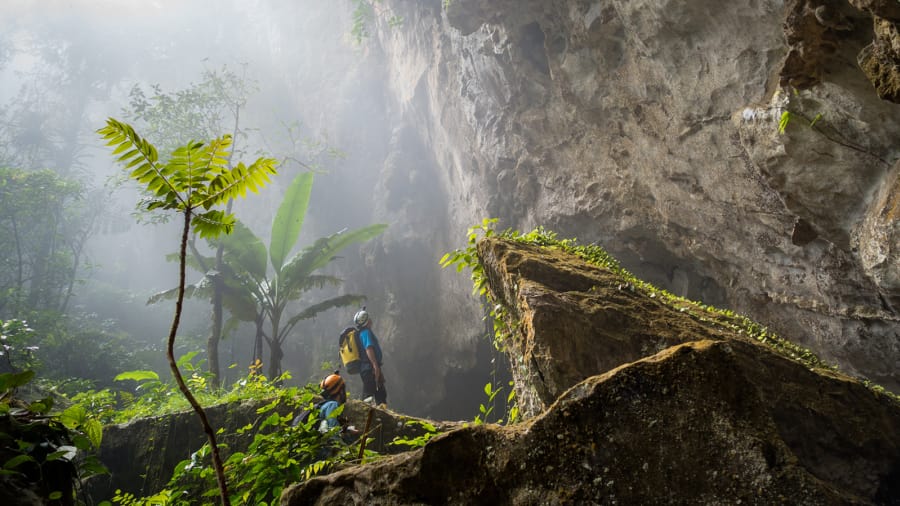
[354, 307, 369, 327]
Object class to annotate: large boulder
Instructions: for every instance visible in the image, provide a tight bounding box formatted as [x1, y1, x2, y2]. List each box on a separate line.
[477, 237, 741, 417]
[281, 237, 900, 504]
[282, 339, 900, 505]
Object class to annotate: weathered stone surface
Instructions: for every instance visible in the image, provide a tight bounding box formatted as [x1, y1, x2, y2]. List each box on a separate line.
[282, 339, 900, 505]
[856, 161, 900, 307]
[346, 0, 900, 401]
[849, 0, 900, 20]
[477, 237, 739, 417]
[261, 0, 900, 415]
[781, 0, 855, 89]
[282, 238, 899, 504]
[858, 16, 900, 102]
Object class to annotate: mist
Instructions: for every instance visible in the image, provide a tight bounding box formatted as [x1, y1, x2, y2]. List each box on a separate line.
[0, 0, 496, 419]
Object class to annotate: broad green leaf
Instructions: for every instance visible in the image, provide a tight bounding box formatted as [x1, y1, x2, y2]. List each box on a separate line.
[114, 370, 160, 382]
[220, 274, 263, 322]
[306, 224, 387, 273]
[3, 454, 35, 469]
[71, 434, 93, 451]
[220, 221, 267, 279]
[84, 419, 103, 449]
[269, 172, 313, 272]
[282, 294, 367, 332]
[147, 280, 210, 305]
[59, 405, 88, 428]
[46, 446, 77, 462]
[177, 350, 201, 368]
[281, 224, 387, 286]
[30, 397, 53, 414]
[0, 370, 35, 391]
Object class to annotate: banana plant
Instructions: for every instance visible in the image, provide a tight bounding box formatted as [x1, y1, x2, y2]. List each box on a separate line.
[98, 118, 277, 506]
[149, 172, 387, 379]
[217, 172, 386, 379]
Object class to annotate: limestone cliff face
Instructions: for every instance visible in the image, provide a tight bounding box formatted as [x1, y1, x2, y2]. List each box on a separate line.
[345, 0, 900, 406]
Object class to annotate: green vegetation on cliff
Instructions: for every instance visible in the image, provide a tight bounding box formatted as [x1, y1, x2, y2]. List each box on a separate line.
[442, 220, 899, 404]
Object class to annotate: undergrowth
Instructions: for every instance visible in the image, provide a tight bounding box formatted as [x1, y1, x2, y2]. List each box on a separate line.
[64, 356, 283, 426]
[104, 385, 365, 506]
[81, 362, 373, 505]
[44, 357, 373, 505]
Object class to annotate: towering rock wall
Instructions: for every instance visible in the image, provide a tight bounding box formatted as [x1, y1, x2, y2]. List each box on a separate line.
[352, 0, 899, 407]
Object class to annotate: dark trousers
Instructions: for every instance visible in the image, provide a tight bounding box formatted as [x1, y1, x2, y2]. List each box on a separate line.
[360, 369, 387, 405]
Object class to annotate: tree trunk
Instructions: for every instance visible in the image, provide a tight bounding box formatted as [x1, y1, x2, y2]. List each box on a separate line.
[207, 198, 234, 388]
[267, 340, 283, 380]
[208, 275, 223, 388]
[252, 314, 265, 365]
[188, 237, 224, 388]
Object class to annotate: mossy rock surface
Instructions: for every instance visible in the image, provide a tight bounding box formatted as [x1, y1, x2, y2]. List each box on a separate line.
[283, 340, 900, 505]
[283, 236, 900, 505]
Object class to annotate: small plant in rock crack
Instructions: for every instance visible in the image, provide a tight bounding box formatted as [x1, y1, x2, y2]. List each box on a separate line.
[778, 110, 822, 134]
[389, 419, 440, 449]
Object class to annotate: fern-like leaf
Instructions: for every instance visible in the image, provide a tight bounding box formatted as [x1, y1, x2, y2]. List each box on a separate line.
[203, 157, 277, 210]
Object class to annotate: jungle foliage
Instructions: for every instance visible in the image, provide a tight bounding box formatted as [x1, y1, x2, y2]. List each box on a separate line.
[1, 338, 365, 506]
[105, 376, 368, 506]
[0, 168, 98, 318]
[124, 68, 349, 387]
[0, 330, 108, 505]
[0, 167, 144, 392]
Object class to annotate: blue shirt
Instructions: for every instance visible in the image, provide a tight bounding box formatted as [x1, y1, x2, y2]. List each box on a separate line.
[318, 400, 341, 430]
[358, 327, 383, 368]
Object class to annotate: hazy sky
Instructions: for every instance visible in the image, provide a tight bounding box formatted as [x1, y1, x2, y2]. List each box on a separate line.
[0, 0, 481, 417]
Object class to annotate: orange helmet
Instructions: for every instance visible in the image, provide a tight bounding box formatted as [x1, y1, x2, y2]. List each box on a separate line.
[320, 371, 345, 400]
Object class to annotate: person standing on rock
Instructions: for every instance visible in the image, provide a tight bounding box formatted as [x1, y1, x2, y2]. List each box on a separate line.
[353, 307, 387, 406]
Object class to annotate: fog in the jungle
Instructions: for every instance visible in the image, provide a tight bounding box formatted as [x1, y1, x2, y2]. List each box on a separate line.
[0, 0, 490, 419]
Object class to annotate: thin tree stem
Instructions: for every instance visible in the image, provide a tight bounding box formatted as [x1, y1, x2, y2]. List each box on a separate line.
[169, 209, 231, 506]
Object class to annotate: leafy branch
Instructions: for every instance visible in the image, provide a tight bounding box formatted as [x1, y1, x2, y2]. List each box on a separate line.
[776, 100, 889, 168]
[349, 0, 404, 45]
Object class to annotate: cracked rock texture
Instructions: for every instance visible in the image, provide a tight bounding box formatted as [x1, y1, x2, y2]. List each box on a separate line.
[348, 0, 900, 408]
[267, 0, 899, 415]
[284, 340, 900, 504]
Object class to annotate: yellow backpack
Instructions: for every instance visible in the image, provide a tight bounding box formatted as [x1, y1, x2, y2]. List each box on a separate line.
[338, 326, 363, 374]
